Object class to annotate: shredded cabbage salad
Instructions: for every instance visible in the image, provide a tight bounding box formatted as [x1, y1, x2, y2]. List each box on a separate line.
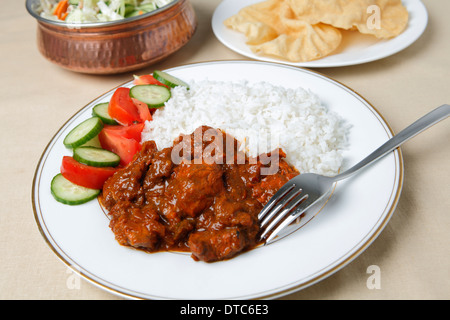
[38, 0, 175, 23]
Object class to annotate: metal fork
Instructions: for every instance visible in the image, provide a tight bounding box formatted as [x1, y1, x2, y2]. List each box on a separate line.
[259, 104, 450, 245]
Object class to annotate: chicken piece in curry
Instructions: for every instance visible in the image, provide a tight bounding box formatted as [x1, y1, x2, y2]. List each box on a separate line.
[100, 126, 299, 262]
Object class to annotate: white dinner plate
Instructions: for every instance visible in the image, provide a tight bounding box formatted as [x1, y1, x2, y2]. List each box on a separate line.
[212, 0, 428, 68]
[32, 61, 403, 299]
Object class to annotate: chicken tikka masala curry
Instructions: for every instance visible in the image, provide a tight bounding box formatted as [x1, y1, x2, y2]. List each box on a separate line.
[100, 126, 298, 262]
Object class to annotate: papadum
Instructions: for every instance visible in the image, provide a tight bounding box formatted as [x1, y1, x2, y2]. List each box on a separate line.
[224, 0, 342, 62]
[224, 0, 409, 62]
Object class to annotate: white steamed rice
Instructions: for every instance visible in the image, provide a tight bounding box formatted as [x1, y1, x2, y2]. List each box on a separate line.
[141, 79, 349, 176]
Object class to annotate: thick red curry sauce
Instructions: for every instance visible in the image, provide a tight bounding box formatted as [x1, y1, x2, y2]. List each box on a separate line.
[100, 126, 298, 262]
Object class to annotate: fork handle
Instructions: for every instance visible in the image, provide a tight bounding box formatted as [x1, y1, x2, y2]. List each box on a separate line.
[334, 104, 450, 181]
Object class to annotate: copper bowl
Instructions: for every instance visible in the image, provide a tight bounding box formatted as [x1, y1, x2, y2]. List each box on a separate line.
[26, 0, 197, 74]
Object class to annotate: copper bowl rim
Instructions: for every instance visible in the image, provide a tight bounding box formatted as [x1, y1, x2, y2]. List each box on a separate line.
[26, 0, 181, 29]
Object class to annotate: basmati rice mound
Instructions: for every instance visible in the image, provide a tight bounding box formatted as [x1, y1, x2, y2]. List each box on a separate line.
[141, 79, 349, 176]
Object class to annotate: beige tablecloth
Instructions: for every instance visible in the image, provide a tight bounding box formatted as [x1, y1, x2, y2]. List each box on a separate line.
[1, 0, 448, 300]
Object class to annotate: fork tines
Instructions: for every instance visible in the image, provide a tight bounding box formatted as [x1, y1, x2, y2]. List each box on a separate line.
[258, 183, 309, 242]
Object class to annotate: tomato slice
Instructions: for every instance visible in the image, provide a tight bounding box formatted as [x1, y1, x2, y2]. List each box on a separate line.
[132, 98, 152, 123]
[98, 128, 142, 166]
[133, 74, 169, 88]
[102, 122, 144, 142]
[108, 87, 141, 126]
[60, 156, 118, 190]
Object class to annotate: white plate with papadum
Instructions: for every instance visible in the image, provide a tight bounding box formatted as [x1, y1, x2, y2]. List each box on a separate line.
[212, 0, 428, 67]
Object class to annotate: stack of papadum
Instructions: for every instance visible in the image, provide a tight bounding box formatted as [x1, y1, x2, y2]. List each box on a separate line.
[224, 0, 409, 62]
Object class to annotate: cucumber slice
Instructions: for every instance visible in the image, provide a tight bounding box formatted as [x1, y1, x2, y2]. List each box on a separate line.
[129, 85, 171, 108]
[153, 70, 190, 88]
[81, 135, 102, 148]
[51, 174, 100, 205]
[63, 117, 103, 149]
[92, 102, 118, 125]
[73, 146, 120, 167]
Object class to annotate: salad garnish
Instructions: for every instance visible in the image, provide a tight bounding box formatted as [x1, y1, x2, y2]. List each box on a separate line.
[51, 71, 188, 205]
[38, 0, 175, 23]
